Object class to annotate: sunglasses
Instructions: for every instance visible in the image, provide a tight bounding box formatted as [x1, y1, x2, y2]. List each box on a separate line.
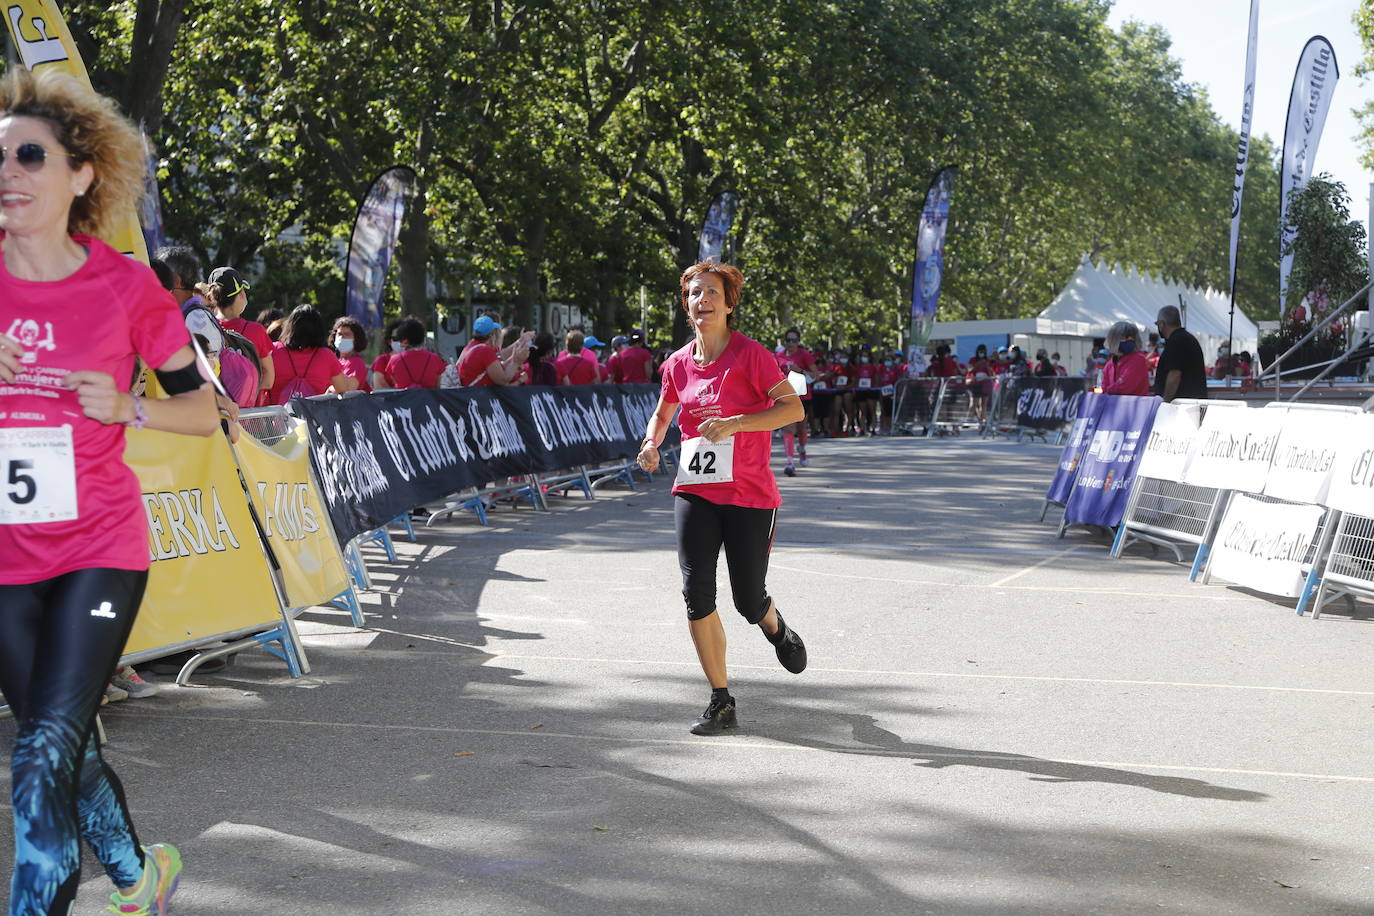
[0, 142, 78, 172]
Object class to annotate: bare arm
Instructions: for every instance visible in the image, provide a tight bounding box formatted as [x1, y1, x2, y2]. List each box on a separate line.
[65, 345, 217, 437]
[699, 380, 804, 442]
[258, 352, 275, 392]
[329, 373, 359, 393]
[1163, 369, 1182, 402]
[636, 396, 680, 473]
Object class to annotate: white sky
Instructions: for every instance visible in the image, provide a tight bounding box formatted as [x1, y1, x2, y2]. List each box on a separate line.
[1107, 0, 1370, 231]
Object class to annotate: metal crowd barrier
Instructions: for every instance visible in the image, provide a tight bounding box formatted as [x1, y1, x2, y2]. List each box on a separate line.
[889, 378, 985, 436]
[1308, 511, 1374, 618]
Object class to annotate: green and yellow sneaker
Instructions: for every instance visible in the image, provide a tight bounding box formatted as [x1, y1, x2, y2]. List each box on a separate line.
[107, 843, 182, 915]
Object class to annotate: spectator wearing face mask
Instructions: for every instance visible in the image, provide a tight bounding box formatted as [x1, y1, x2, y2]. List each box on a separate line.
[827, 349, 857, 437]
[1034, 348, 1056, 377]
[1051, 352, 1068, 377]
[878, 351, 903, 432]
[1102, 321, 1150, 396]
[329, 316, 371, 393]
[853, 348, 879, 436]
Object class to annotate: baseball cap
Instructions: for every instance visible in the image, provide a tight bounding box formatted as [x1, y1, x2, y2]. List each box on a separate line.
[997, 345, 1008, 353]
[585, 335, 605, 347]
[628, 328, 645, 342]
[473, 315, 500, 336]
[611, 334, 629, 348]
[208, 267, 249, 298]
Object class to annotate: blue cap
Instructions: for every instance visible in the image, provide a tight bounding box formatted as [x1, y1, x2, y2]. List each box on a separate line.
[473, 315, 500, 336]
[585, 335, 605, 347]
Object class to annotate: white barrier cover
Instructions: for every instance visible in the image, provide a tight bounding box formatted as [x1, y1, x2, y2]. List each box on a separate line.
[1136, 403, 1201, 480]
[1181, 405, 1281, 493]
[1324, 414, 1374, 514]
[1263, 410, 1344, 504]
[1208, 494, 1323, 597]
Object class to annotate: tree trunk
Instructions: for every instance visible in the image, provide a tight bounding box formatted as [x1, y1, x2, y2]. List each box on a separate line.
[398, 122, 433, 318]
[120, 0, 190, 134]
[513, 214, 547, 330]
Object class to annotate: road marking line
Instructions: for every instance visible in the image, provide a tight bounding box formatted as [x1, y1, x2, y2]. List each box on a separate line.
[987, 545, 1080, 588]
[108, 712, 1374, 784]
[768, 562, 1241, 599]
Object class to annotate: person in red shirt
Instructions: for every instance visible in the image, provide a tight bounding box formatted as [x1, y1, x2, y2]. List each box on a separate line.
[853, 348, 880, 435]
[965, 344, 994, 422]
[877, 351, 903, 433]
[268, 306, 357, 403]
[774, 327, 816, 475]
[0, 67, 217, 915]
[384, 317, 447, 389]
[926, 344, 961, 378]
[328, 316, 371, 393]
[203, 266, 274, 400]
[1101, 320, 1151, 396]
[370, 318, 404, 389]
[456, 315, 531, 386]
[613, 329, 656, 383]
[555, 330, 600, 384]
[636, 260, 807, 736]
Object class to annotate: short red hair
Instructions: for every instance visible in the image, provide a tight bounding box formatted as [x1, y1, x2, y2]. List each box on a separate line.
[680, 260, 744, 325]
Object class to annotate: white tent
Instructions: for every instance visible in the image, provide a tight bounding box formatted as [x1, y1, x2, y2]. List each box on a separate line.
[1040, 254, 1258, 362]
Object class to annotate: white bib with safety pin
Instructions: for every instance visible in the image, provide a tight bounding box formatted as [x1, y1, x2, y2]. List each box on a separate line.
[858, 377, 872, 389]
[0, 426, 78, 524]
[677, 436, 735, 485]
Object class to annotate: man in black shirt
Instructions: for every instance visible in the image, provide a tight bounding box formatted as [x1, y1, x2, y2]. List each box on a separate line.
[1152, 306, 1207, 401]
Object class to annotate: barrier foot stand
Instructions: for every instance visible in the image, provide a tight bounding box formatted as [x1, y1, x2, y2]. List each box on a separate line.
[328, 585, 367, 628]
[1299, 510, 1343, 616]
[528, 474, 550, 511]
[578, 466, 594, 499]
[1056, 510, 1069, 540]
[1109, 523, 1128, 558]
[391, 513, 417, 543]
[1191, 490, 1232, 583]
[1039, 499, 1052, 523]
[366, 527, 398, 563]
[346, 539, 374, 591]
[95, 715, 107, 747]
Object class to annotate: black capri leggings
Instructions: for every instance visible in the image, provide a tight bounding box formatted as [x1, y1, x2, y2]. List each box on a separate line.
[0, 568, 149, 915]
[674, 492, 778, 623]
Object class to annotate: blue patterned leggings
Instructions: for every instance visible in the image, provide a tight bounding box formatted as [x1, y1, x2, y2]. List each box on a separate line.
[0, 568, 148, 916]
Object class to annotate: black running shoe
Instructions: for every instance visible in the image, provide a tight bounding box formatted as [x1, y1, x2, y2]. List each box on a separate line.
[766, 612, 808, 674]
[690, 698, 739, 736]
[783, 463, 797, 477]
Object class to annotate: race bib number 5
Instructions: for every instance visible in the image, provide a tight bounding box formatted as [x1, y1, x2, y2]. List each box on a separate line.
[676, 436, 735, 485]
[0, 426, 78, 524]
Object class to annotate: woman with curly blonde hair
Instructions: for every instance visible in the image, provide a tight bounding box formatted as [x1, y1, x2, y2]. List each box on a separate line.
[0, 67, 216, 915]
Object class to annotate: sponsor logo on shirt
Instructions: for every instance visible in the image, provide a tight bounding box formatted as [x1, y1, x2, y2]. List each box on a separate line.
[5, 318, 56, 364]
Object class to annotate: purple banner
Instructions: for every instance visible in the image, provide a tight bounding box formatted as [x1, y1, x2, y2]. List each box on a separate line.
[910, 166, 956, 319]
[345, 167, 415, 329]
[138, 131, 166, 256]
[698, 191, 740, 263]
[1046, 393, 1104, 505]
[1063, 395, 1162, 527]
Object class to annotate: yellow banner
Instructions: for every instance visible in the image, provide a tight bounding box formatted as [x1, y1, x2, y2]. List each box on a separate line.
[123, 428, 281, 656]
[2, 0, 149, 260]
[232, 421, 350, 610]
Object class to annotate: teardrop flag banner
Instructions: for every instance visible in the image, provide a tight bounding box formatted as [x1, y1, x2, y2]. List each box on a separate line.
[343, 166, 416, 330]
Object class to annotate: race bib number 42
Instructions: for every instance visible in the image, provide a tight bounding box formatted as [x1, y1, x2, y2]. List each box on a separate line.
[676, 436, 735, 485]
[0, 426, 77, 524]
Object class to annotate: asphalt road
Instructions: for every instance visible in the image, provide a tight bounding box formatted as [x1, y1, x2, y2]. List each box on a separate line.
[4, 435, 1373, 915]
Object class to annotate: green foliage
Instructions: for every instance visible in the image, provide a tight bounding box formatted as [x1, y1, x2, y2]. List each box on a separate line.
[1281, 174, 1370, 314]
[41, 0, 1279, 345]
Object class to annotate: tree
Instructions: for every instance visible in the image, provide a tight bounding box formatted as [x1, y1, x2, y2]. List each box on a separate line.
[1282, 174, 1370, 314]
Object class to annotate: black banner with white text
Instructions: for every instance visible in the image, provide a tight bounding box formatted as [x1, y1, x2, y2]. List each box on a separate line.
[292, 384, 675, 542]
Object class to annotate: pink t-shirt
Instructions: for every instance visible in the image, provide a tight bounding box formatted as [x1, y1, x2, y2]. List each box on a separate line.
[556, 353, 598, 385]
[340, 353, 371, 393]
[457, 340, 499, 386]
[386, 348, 445, 389]
[0, 234, 191, 583]
[614, 346, 654, 383]
[268, 346, 345, 403]
[220, 316, 272, 360]
[661, 331, 787, 509]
